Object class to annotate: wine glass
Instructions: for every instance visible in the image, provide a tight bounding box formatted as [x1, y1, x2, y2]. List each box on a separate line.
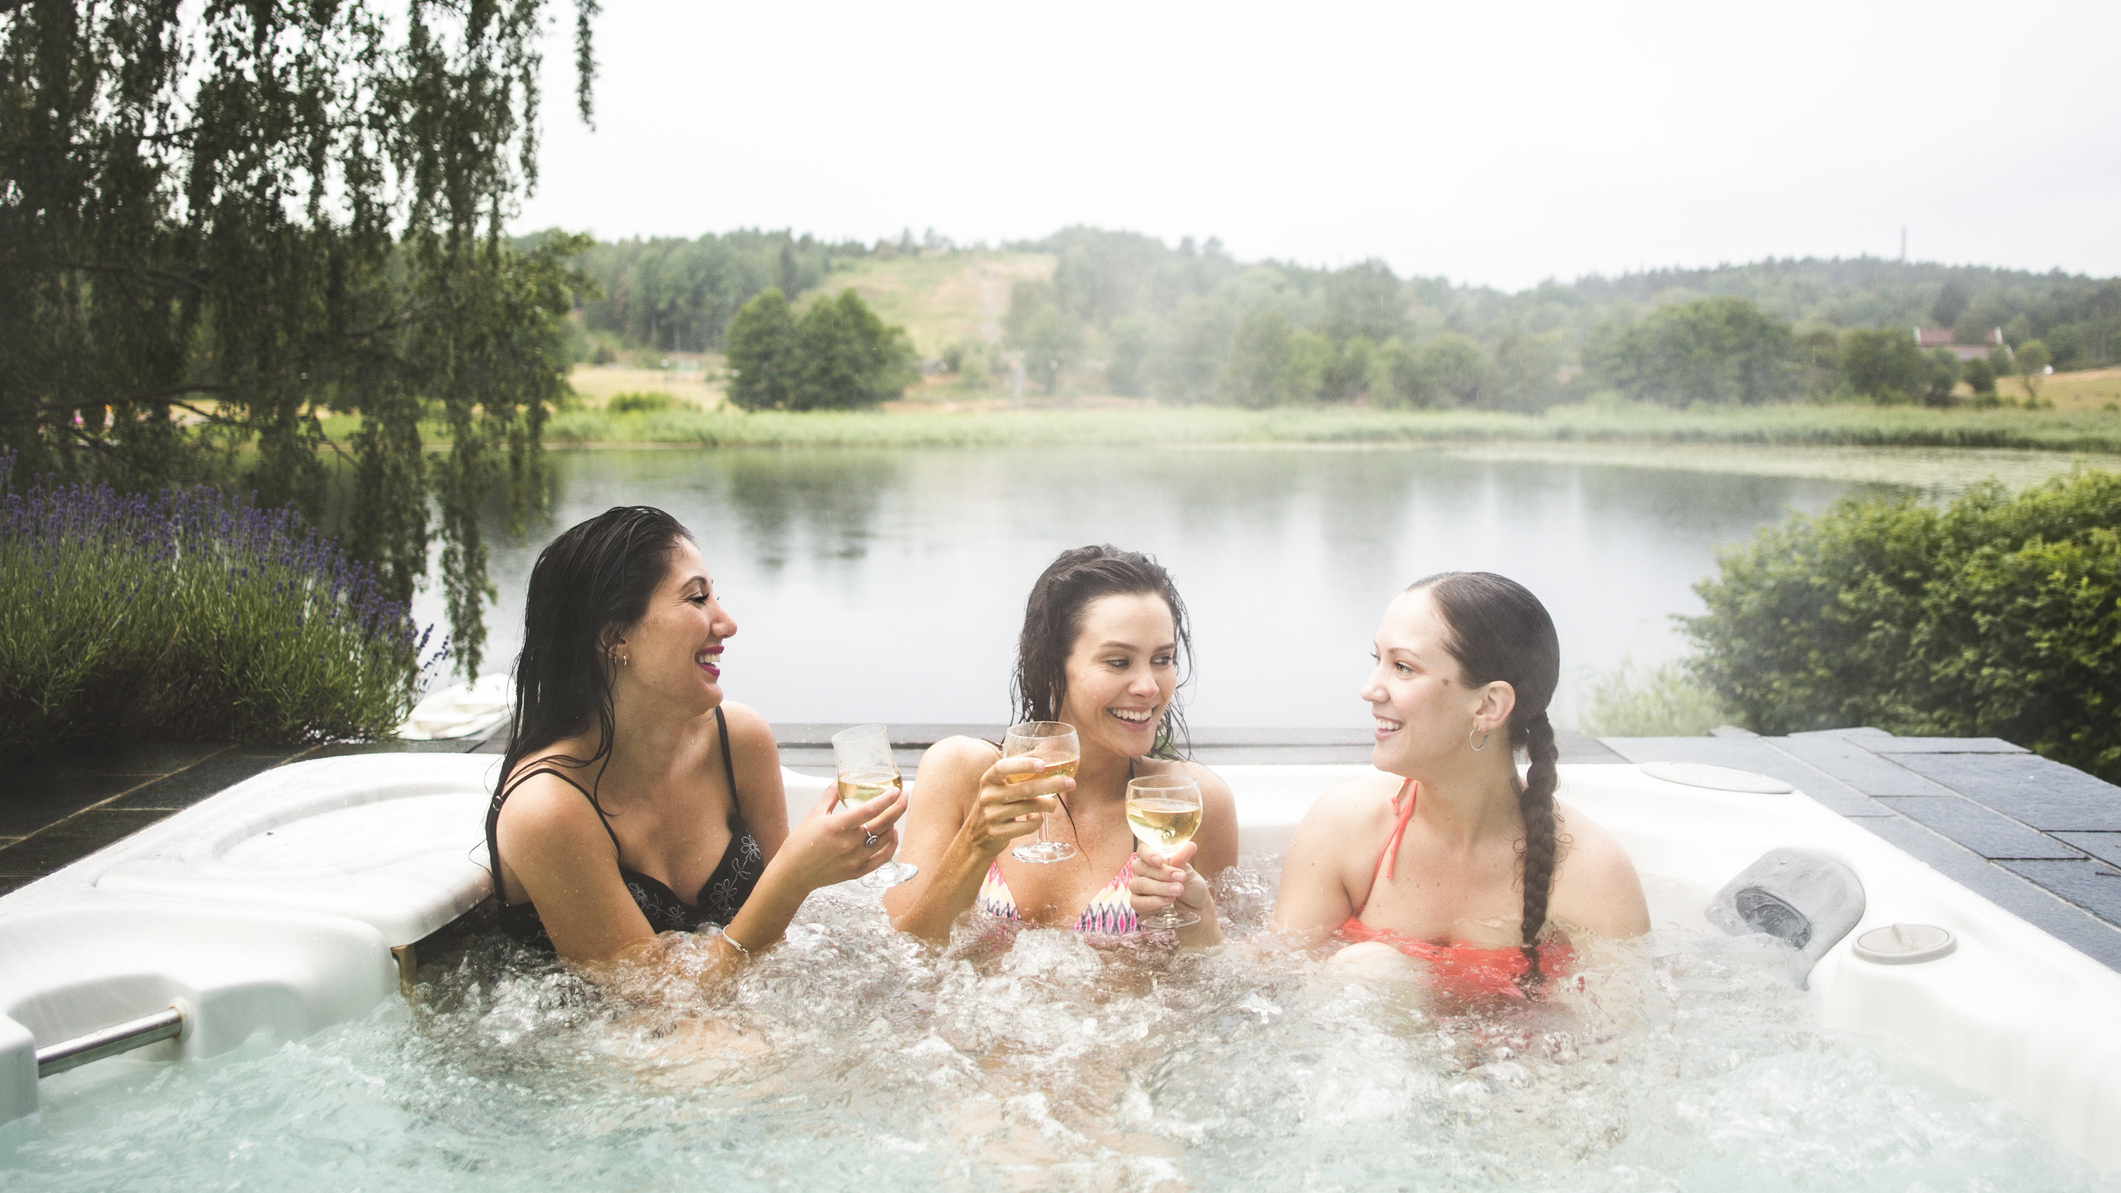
[832, 723, 917, 888]
[1125, 774, 1203, 930]
[1003, 721, 1079, 864]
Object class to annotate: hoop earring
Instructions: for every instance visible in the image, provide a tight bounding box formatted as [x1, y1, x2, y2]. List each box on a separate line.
[1469, 726, 1491, 752]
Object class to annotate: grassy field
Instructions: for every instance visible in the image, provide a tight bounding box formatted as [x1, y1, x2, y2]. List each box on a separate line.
[1993, 365, 2121, 412]
[540, 401, 2121, 455]
[793, 250, 1055, 358]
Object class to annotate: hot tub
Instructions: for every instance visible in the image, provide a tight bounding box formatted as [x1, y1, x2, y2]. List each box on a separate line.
[1, 754, 2116, 1188]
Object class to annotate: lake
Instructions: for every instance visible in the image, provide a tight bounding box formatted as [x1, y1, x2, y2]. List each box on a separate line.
[418, 443, 2064, 730]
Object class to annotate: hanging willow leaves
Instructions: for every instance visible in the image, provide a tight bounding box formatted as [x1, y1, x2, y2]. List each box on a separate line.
[0, 0, 599, 677]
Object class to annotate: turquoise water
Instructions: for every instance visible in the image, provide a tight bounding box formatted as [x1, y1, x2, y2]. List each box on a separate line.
[5, 862, 2111, 1192]
[427, 446, 1897, 728]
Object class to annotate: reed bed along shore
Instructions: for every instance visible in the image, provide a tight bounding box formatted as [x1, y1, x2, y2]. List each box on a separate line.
[539, 403, 2121, 454]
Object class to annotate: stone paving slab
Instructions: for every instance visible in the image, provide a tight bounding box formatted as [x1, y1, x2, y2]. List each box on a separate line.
[1771, 734, 1956, 797]
[2056, 832, 2121, 868]
[1997, 861, 2121, 927]
[1601, 736, 1893, 818]
[105, 747, 307, 811]
[1875, 796, 2091, 860]
[1852, 816, 2121, 971]
[1861, 736, 2028, 754]
[1890, 753, 2121, 832]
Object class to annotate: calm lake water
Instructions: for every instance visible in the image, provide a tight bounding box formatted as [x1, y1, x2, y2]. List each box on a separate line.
[423, 445, 1909, 729]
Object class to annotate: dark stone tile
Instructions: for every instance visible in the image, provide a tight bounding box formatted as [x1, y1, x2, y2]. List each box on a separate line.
[1786, 726, 1896, 744]
[1556, 731, 1628, 763]
[1854, 816, 2121, 971]
[0, 773, 156, 836]
[302, 739, 478, 759]
[1599, 737, 1890, 816]
[469, 735, 509, 755]
[1192, 746, 1379, 766]
[1864, 736, 2028, 754]
[1998, 860, 2121, 927]
[0, 876, 31, 896]
[2056, 832, 2121, 868]
[16, 742, 232, 777]
[1874, 796, 2086, 859]
[1770, 735, 1953, 797]
[1893, 753, 2121, 832]
[0, 810, 172, 876]
[105, 748, 302, 811]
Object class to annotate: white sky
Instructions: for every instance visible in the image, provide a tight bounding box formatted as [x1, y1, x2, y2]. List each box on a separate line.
[514, 0, 2121, 291]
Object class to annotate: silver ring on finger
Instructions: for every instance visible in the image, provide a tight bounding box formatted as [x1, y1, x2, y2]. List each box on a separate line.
[863, 830, 881, 847]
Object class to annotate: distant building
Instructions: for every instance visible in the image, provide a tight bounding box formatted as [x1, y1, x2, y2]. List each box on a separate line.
[1915, 326, 2010, 363]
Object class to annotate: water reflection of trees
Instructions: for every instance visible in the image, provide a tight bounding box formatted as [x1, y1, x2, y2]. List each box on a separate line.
[720, 450, 900, 570]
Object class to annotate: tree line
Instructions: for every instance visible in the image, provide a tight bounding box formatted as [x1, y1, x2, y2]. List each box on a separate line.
[972, 227, 2120, 408]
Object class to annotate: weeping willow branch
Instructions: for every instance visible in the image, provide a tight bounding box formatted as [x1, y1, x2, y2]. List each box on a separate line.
[0, 0, 602, 678]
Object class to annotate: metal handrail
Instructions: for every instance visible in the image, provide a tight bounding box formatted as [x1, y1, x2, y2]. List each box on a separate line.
[35, 1006, 185, 1078]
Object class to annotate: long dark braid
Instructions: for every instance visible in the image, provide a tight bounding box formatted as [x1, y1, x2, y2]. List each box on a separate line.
[1516, 711, 1561, 980]
[1407, 571, 1563, 982]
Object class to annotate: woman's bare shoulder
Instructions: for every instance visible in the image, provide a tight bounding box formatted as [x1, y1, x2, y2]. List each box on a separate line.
[717, 701, 778, 751]
[493, 765, 611, 848]
[1552, 800, 1651, 936]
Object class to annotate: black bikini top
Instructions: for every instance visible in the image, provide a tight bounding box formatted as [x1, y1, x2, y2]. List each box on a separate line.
[486, 705, 766, 950]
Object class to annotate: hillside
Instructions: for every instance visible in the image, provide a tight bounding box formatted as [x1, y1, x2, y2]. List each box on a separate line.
[790, 251, 1054, 359]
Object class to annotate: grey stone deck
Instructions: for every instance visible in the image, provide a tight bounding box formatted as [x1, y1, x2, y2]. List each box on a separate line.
[4, 724, 2116, 972]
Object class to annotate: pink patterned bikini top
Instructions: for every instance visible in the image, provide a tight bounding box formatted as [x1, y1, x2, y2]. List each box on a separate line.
[978, 856, 1140, 935]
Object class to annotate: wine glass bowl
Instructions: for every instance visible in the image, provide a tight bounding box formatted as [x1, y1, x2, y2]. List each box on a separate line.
[831, 723, 916, 888]
[1003, 721, 1080, 864]
[1125, 774, 1203, 930]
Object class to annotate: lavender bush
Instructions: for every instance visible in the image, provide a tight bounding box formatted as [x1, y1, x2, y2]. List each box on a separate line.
[0, 455, 440, 762]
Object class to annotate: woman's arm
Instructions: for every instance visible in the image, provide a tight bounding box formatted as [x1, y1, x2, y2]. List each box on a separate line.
[1270, 782, 1376, 941]
[720, 701, 789, 860]
[1548, 803, 1652, 939]
[718, 782, 908, 958]
[494, 773, 659, 963]
[881, 736, 1060, 943]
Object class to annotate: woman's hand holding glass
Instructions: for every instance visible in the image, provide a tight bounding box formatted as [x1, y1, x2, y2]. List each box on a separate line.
[1125, 774, 1205, 929]
[962, 751, 1072, 859]
[780, 782, 908, 892]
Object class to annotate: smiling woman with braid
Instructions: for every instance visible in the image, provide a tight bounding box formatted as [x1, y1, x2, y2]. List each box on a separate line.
[1274, 572, 1648, 1001]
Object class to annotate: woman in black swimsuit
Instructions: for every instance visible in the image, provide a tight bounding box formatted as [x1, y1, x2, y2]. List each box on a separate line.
[485, 506, 906, 972]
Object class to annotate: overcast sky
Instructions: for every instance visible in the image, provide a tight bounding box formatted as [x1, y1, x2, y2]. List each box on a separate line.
[514, 0, 2121, 292]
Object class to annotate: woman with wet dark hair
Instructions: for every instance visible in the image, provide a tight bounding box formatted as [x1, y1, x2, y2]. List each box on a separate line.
[884, 545, 1237, 946]
[1274, 572, 1648, 1000]
[485, 506, 905, 974]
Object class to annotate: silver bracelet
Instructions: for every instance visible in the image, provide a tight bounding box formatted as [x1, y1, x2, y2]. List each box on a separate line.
[719, 929, 755, 960]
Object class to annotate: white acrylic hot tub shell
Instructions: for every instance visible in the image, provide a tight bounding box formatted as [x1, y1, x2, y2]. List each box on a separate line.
[1, 755, 2116, 1171]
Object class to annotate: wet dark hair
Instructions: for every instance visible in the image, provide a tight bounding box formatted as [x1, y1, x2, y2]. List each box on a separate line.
[1011, 544, 1193, 760]
[486, 506, 694, 861]
[1405, 571, 1562, 982]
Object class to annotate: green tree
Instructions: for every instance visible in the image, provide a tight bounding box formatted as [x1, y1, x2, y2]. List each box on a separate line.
[1414, 334, 1494, 407]
[1493, 329, 1569, 411]
[1837, 329, 1925, 401]
[1323, 261, 1407, 343]
[1369, 337, 1424, 409]
[1931, 280, 1971, 330]
[1221, 311, 1305, 408]
[724, 289, 800, 410]
[1583, 297, 1796, 405]
[1, 0, 601, 678]
[1317, 336, 1373, 402]
[1962, 356, 1998, 400]
[1104, 315, 1154, 397]
[1004, 280, 1084, 395]
[1922, 347, 1962, 407]
[2017, 340, 2052, 403]
[791, 291, 915, 409]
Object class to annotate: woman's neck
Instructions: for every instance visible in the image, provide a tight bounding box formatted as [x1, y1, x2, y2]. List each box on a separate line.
[1071, 736, 1135, 805]
[1404, 752, 1523, 851]
[579, 686, 712, 800]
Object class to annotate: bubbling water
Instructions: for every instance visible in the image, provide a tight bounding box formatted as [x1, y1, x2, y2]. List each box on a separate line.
[3, 858, 2113, 1192]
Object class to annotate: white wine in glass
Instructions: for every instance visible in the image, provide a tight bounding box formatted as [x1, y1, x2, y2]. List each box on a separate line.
[1004, 721, 1079, 864]
[831, 724, 916, 888]
[1126, 774, 1203, 929]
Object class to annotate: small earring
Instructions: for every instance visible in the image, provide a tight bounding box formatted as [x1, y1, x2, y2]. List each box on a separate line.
[1469, 726, 1491, 752]
[615, 654, 629, 668]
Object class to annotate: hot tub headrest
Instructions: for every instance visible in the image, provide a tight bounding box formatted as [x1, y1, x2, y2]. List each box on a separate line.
[1706, 847, 1865, 988]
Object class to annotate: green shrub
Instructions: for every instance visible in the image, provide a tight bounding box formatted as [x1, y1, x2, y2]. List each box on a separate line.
[606, 390, 680, 414]
[1686, 469, 2121, 779]
[1579, 657, 1735, 736]
[0, 457, 436, 763]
